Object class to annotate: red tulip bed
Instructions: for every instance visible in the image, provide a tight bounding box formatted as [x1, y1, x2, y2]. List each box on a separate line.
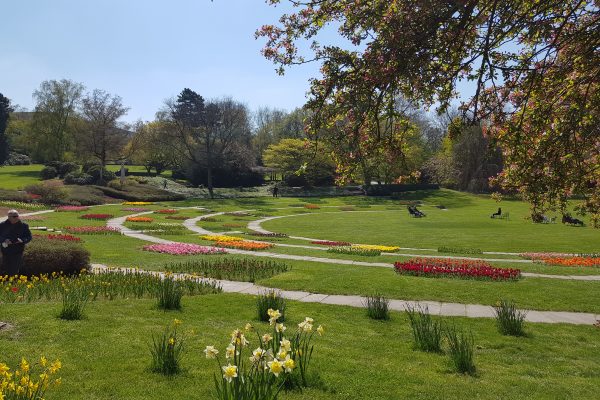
[394, 258, 521, 281]
[311, 240, 351, 246]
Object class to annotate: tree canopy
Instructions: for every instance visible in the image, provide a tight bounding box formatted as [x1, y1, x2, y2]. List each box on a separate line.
[257, 0, 600, 223]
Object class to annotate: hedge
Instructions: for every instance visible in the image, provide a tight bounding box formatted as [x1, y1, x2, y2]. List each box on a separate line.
[365, 184, 440, 196]
[0, 236, 90, 276]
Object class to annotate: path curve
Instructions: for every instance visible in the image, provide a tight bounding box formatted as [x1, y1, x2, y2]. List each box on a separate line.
[90, 263, 600, 326]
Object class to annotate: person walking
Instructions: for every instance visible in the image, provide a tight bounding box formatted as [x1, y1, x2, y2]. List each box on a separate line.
[272, 186, 279, 198]
[0, 210, 32, 276]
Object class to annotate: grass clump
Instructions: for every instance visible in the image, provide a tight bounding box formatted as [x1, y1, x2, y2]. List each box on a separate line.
[494, 299, 527, 336]
[327, 246, 381, 257]
[256, 290, 286, 322]
[363, 294, 390, 320]
[156, 275, 183, 311]
[150, 319, 185, 375]
[446, 326, 476, 375]
[406, 305, 443, 352]
[58, 284, 90, 320]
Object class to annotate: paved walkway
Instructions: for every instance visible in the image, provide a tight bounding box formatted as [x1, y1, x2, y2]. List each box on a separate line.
[90, 263, 600, 326]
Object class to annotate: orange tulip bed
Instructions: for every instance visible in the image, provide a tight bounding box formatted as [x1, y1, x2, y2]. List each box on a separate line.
[126, 216, 153, 223]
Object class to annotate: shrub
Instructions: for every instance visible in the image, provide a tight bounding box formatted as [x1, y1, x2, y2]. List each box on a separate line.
[257, 290, 286, 322]
[406, 305, 443, 352]
[165, 259, 289, 282]
[4, 152, 31, 165]
[494, 300, 527, 336]
[64, 172, 94, 185]
[24, 181, 68, 204]
[40, 166, 58, 180]
[59, 284, 90, 320]
[96, 185, 185, 202]
[86, 165, 116, 184]
[6, 236, 91, 276]
[0, 189, 32, 202]
[363, 294, 390, 320]
[446, 326, 476, 375]
[46, 161, 80, 178]
[150, 319, 185, 375]
[107, 178, 139, 189]
[156, 275, 183, 311]
[64, 185, 106, 205]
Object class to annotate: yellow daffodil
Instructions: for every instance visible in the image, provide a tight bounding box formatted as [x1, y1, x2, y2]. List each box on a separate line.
[244, 323, 254, 331]
[173, 319, 182, 326]
[280, 338, 291, 352]
[275, 323, 286, 333]
[283, 356, 295, 373]
[267, 359, 284, 377]
[19, 358, 29, 373]
[317, 325, 325, 336]
[262, 333, 273, 344]
[168, 337, 175, 346]
[222, 364, 238, 383]
[225, 344, 237, 359]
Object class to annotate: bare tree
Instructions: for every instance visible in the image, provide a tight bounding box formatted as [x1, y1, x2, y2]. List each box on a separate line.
[77, 89, 130, 181]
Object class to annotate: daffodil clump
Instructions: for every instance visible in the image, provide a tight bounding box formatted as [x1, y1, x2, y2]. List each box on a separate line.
[352, 244, 400, 252]
[0, 356, 62, 400]
[150, 319, 185, 375]
[206, 309, 324, 399]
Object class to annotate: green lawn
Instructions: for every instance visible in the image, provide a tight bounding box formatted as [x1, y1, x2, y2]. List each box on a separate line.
[1, 294, 599, 399]
[0, 164, 44, 189]
[4, 190, 600, 399]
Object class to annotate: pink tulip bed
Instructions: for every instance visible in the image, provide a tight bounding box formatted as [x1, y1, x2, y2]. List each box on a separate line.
[142, 243, 228, 255]
[122, 207, 150, 212]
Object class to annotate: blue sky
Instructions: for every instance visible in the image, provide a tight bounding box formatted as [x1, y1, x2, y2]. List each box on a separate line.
[1, 0, 475, 123]
[0, 0, 325, 122]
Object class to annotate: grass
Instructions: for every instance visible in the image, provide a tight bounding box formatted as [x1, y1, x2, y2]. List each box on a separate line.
[1, 294, 599, 399]
[0, 164, 44, 189]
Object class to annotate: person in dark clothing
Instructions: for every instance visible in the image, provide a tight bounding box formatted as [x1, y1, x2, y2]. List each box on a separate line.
[273, 186, 279, 198]
[0, 210, 32, 276]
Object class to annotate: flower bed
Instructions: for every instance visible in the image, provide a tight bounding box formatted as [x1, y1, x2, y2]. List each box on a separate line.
[394, 258, 521, 281]
[122, 201, 153, 205]
[80, 213, 114, 220]
[56, 205, 90, 212]
[224, 211, 251, 217]
[0, 200, 46, 211]
[126, 216, 153, 223]
[520, 252, 571, 261]
[122, 207, 150, 212]
[47, 234, 82, 242]
[223, 223, 245, 228]
[311, 240, 351, 246]
[165, 215, 190, 220]
[353, 244, 400, 252]
[63, 226, 121, 235]
[19, 215, 46, 221]
[327, 246, 381, 256]
[215, 241, 274, 251]
[247, 232, 289, 238]
[438, 246, 483, 255]
[304, 204, 320, 209]
[200, 234, 244, 242]
[155, 209, 178, 214]
[142, 243, 227, 255]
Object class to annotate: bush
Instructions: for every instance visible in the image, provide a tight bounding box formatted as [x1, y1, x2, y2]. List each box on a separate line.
[64, 185, 106, 205]
[446, 326, 476, 375]
[107, 178, 138, 189]
[494, 300, 527, 336]
[96, 185, 185, 202]
[64, 172, 94, 185]
[363, 294, 390, 320]
[0, 189, 33, 202]
[45, 161, 80, 178]
[40, 166, 58, 180]
[5, 236, 91, 276]
[86, 165, 116, 184]
[24, 181, 68, 204]
[4, 152, 31, 165]
[257, 290, 286, 322]
[406, 305, 443, 352]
